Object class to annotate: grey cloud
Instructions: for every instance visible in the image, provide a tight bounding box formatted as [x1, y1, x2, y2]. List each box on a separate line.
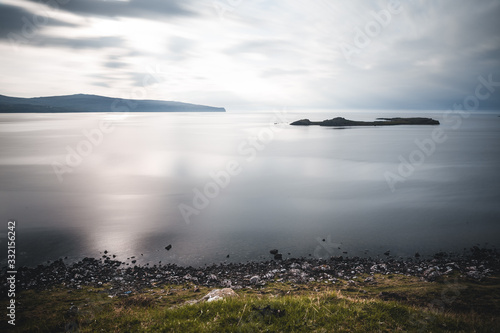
[31, 36, 125, 49]
[2, 0, 499, 110]
[128, 71, 166, 88]
[331, 0, 500, 110]
[261, 68, 308, 78]
[0, 4, 124, 51]
[0, 3, 77, 40]
[228, 40, 295, 55]
[329, 66, 500, 110]
[25, 0, 198, 20]
[167, 36, 195, 61]
[104, 61, 128, 69]
[92, 81, 111, 88]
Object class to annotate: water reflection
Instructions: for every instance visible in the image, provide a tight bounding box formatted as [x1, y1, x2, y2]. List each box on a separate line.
[0, 111, 499, 267]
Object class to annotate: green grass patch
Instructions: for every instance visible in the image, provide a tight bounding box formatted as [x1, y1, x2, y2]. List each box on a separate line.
[2, 275, 499, 332]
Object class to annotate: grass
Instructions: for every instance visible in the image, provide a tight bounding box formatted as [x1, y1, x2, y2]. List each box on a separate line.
[2, 273, 499, 332]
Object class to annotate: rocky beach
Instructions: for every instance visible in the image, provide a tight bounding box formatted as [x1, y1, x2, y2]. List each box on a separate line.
[2, 247, 499, 332]
[3, 246, 498, 295]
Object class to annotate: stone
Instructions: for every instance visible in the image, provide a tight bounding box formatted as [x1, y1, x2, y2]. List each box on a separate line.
[249, 276, 260, 284]
[201, 288, 238, 302]
[222, 279, 232, 288]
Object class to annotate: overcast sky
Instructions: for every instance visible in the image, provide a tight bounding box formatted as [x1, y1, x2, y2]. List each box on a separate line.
[1, 0, 499, 111]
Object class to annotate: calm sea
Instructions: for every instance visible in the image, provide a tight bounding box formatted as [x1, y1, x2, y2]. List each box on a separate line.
[1, 110, 499, 267]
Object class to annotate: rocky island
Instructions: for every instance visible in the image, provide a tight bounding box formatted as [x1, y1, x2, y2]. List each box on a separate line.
[291, 117, 440, 127]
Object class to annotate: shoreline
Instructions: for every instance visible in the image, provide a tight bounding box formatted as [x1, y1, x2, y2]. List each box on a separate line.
[2, 246, 498, 295]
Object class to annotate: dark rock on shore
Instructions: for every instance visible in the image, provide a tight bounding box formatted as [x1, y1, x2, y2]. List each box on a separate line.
[290, 117, 440, 127]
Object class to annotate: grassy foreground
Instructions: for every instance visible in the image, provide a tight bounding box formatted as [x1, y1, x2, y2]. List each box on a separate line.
[2, 274, 499, 332]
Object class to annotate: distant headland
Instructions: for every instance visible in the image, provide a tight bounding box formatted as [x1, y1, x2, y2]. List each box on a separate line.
[0, 93, 226, 113]
[290, 117, 440, 127]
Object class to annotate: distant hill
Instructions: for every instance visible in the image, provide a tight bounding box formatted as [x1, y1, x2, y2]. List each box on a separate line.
[0, 94, 226, 113]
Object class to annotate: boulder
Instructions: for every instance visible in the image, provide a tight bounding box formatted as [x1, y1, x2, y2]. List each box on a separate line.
[201, 288, 238, 302]
[249, 276, 260, 284]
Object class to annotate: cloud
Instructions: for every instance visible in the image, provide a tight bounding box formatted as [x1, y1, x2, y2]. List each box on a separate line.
[310, 0, 500, 110]
[92, 81, 110, 88]
[1, 0, 499, 110]
[25, 0, 198, 20]
[167, 36, 196, 62]
[0, 3, 77, 39]
[30, 35, 125, 49]
[103, 60, 128, 69]
[227, 39, 295, 55]
[261, 68, 309, 78]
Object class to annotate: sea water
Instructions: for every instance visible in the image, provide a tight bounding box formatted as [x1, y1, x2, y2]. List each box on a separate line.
[1, 110, 499, 267]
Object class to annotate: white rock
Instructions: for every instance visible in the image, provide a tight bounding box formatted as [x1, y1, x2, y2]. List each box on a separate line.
[202, 288, 238, 303]
[250, 276, 260, 284]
